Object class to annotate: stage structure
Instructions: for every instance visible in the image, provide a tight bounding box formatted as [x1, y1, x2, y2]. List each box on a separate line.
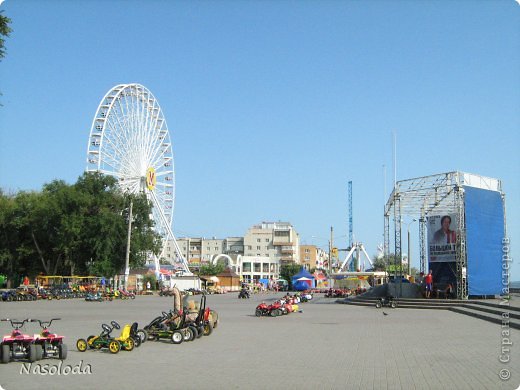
[384, 171, 506, 299]
[86, 83, 192, 279]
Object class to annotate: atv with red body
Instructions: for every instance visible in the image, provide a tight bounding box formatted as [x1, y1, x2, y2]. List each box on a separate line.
[32, 318, 67, 360]
[0, 318, 41, 363]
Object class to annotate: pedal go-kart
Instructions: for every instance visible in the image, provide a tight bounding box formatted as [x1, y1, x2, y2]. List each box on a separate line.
[32, 318, 67, 360]
[183, 293, 218, 337]
[1, 318, 42, 363]
[76, 321, 136, 354]
[142, 310, 192, 344]
[85, 292, 104, 302]
[375, 296, 397, 308]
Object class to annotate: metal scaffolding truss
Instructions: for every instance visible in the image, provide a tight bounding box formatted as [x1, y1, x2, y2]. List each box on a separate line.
[383, 171, 502, 299]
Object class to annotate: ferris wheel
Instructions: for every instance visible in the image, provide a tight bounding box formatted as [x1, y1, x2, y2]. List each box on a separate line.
[85, 83, 190, 274]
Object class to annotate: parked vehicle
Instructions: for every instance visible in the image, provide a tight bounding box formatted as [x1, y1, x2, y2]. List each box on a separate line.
[142, 310, 191, 344]
[183, 293, 218, 337]
[375, 296, 397, 308]
[1, 290, 17, 302]
[32, 318, 67, 360]
[85, 292, 104, 302]
[1, 318, 41, 363]
[255, 301, 283, 317]
[76, 321, 125, 354]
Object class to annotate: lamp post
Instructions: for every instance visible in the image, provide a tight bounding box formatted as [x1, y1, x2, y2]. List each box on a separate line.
[405, 219, 417, 277]
[124, 199, 133, 290]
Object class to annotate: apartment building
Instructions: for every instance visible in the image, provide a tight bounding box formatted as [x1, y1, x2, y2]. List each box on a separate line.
[299, 245, 329, 270]
[243, 222, 300, 266]
[162, 222, 300, 271]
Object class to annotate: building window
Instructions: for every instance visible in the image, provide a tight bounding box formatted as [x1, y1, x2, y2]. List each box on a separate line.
[254, 263, 261, 272]
[247, 245, 252, 250]
[265, 238, 269, 243]
[257, 238, 261, 243]
[305, 248, 310, 253]
[243, 263, 251, 272]
[256, 246, 261, 250]
[263, 263, 269, 272]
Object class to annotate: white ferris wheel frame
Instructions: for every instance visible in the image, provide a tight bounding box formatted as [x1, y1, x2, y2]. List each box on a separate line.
[85, 83, 190, 275]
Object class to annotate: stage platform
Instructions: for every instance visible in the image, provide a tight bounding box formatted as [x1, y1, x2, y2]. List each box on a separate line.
[338, 295, 520, 329]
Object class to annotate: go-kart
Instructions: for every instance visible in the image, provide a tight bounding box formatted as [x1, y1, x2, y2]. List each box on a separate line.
[76, 321, 135, 354]
[183, 293, 218, 336]
[32, 318, 67, 360]
[114, 322, 139, 349]
[1, 290, 17, 302]
[1, 318, 42, 363]
[85, 292, 103, 302]
[142, 310, 192, 344]
[375, 296, 397, 308]
[118, 289, 136, 300]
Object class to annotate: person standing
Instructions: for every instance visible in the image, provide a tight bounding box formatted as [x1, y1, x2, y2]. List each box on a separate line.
[425, 270, 433, 298]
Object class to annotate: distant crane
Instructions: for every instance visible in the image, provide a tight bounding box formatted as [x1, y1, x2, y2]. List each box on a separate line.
[348, 181, 353, 249]
[348, 181, 355, 271]
[336, 180, 374, 273]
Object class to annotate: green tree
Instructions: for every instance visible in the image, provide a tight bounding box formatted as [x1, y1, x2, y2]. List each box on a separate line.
[199, 263, 225, 276]
[0, 190, 24, 284]
[0, 11, 12, 105]
[0, 172, 162, 279]
[0, 11, 11, 60]
[279, 263, 301, 289]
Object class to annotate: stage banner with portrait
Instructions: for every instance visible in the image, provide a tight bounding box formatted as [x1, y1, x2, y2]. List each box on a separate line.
[427, 214, 458, 262]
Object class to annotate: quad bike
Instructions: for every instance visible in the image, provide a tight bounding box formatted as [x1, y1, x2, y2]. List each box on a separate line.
[76, 321, 129, 354]
[0, 318, 42, 363]
[375, 296, 397, 308]
[32, 318, 67, 360]
[255, 301, 284, 317]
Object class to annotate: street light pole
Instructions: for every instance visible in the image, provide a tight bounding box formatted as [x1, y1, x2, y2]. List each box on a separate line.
[329, 226, 333, 276]
[406, 219, 417, 277]
[124, 199, 133, 290]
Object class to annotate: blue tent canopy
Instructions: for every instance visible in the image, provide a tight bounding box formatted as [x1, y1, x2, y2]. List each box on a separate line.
[291, 268, 315, 289]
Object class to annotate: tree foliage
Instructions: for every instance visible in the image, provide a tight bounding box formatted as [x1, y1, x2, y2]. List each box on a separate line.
[0, 173, 162, 281]
[279, 263, 301, 289]
[0, 11, 12, 61]
[199, 263, 225, 276]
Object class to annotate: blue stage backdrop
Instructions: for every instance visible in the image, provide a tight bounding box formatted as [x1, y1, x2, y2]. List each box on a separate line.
[464, 186, 504, 296]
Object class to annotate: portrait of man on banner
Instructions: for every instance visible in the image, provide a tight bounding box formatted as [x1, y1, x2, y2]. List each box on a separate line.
[433, 215, 457, 245]
[427, 214, 458, 262]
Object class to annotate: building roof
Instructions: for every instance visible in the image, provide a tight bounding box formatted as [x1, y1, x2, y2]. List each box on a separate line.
[217, 267, 240, 278]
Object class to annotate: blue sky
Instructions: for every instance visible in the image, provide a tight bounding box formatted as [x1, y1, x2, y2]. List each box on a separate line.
[1, 1, 519, 280]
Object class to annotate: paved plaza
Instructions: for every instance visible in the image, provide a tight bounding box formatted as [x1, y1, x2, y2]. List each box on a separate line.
[0, 293, 518, 390]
